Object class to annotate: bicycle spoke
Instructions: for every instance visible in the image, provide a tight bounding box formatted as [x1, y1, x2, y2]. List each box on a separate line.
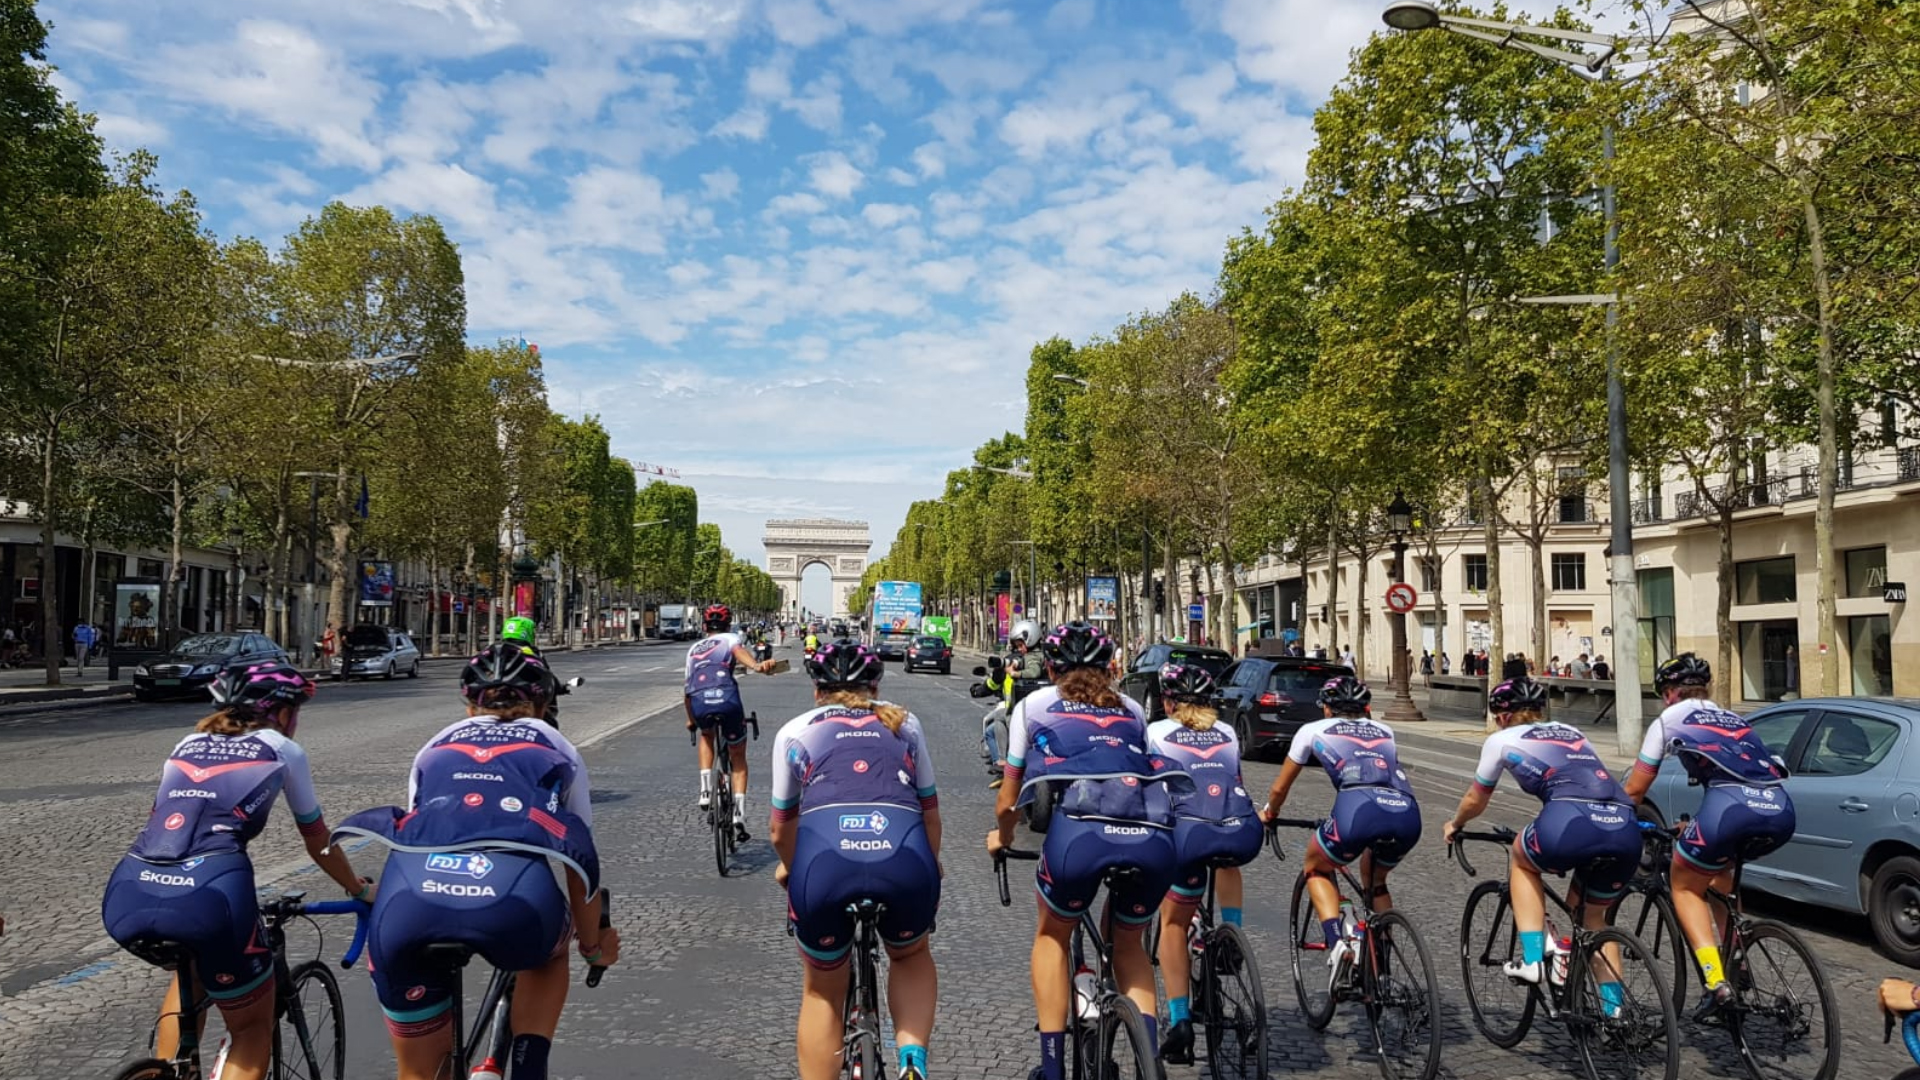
[1728, 922, 1840, 1080]
[279, 962, 345, 1080]
[1611, 888, 1688, 1014]
[1364, 911, 1440, 1080]
[1459, 880, 1534, 1048]
[1289, 873, 1337, 1031]
[1571, 928, 1678, 1080]
[1206, 924, 1268, 1080]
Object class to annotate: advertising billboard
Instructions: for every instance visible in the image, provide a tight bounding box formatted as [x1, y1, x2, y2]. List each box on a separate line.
[358, 560, 396, 607]
[870, 580, 924, 633]
[1086, 576, 1119, 621]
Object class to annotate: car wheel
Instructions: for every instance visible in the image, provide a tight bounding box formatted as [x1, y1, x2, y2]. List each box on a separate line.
[408, 660, 419, 678]
[132, 690, 155, 703]
[1869, 855, 1920, 967]
[384, 661, 396, 680]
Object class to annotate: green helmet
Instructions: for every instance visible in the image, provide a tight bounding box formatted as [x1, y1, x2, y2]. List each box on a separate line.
[502, 616, 537, 645]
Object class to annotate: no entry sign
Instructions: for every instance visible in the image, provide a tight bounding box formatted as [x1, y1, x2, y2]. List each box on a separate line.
[1385, 582, 1419, 615]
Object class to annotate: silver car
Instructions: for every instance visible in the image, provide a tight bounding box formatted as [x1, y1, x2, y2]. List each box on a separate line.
[1643, 696, 1920, 965]
[334, 625, 422, 680]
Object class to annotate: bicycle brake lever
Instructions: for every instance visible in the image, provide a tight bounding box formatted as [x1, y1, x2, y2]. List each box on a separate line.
[1886, 1008, 1895, 1044]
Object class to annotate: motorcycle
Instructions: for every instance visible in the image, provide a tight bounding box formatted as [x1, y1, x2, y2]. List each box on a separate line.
[972, 658, 1055, 833]
[544, 676, 586, 726]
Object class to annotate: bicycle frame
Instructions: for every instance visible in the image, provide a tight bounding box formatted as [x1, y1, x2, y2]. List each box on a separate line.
[444, 889, 612, 1078]
[843, 899, 889, 1080]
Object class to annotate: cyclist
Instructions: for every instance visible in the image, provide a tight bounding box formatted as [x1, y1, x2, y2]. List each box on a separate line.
[102, 662, 374, 1080]
[1623, 652, 1793, 1022]
[334, 643, 617, 1080]
[988, 621, 1187, 1080]
[1258, 676, 1420, 984]
[1147, 663, 1263, 1065]
[772, 639, 942, 1080]
[1441, 677, 1640, 1007]
[686, 602, 777, 841]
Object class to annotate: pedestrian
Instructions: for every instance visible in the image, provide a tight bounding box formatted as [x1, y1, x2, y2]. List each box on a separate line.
[73, 620, 96, 673]
[1419, 650, 1433, 676]
[1313, 643, 1327, 660]
[1341, 644, 1356, 670]
[1547, 655, 1562, 677]
[1440, 651, 1451, 675]
[318, 621, 339, 671]
[1592, 654, 1611, 681]
[1571, 653, 1592, 679]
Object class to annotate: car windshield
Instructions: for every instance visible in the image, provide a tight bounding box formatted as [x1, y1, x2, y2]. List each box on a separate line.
[347, 627, 389, 647]
[1268, 666, 1346, 694]
[914, 636, 945, 647]
[176, 635, 238, 655]
[1167, 649, 1231, 676]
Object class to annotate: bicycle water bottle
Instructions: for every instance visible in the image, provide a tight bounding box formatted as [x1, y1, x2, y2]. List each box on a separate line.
[1338, 900, 1357, 940]
[1187, 918, 1205, 960]
[469, 1057, 505, 1080]
[1547, 937, 1571, 986]
[207, 1034, 231, 1079]
[1073, 965, 1099, 1021]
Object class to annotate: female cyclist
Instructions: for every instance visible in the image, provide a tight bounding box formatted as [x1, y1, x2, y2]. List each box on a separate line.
[772, 638, 942, 1080]
[988, 621, 1187, 1080]
[1147, 663, 1264, 1064]
[102, 662, 373, 1080]
[334, 643, 619, 1080]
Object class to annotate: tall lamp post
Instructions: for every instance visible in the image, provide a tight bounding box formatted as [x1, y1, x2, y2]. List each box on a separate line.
[1384, 492, 1426, 723]
[1382, 0, 1646, 754]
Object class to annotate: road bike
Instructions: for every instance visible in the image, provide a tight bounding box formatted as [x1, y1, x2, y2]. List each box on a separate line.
[1268, 817, 1439, 1080]
[785, 897, 896, 1080]
[1610, 819, 1839, 1080]
[108, 891, 369, 1080]
[1452, 826, 1679, 1080]
[427, 889, 612, 1079]
[995, 848, 1160, 1080]
[693, 712, 760, 876]
[1147, 854, 1267, 1079]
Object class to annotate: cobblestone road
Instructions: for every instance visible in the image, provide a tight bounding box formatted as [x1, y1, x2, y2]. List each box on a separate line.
[0, 642, 1907, 1078]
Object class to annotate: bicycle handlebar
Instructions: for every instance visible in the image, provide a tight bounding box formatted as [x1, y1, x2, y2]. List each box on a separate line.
[1263, 816, 1324, 862]
[264, 897, 372, 969]
[1448, 827, 1517, 878]
[993, 848, 1040, 907]
[585, 889, 612, 988]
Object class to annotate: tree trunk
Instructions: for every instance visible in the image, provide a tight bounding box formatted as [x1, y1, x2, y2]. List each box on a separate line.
[1478, 474, 1505, 678]
[1163, 531, 1180, 642]
[1424, 533, 1447, 669]
[1802, 186, 1840, 696]
[1221, 544, 1240, 653]
[428, 556, 441, 656]
[1325, 512, 1340, 660]
[38, 424, 62, 687]
[1202, 556, 1219, 647]
[325, 466, 352, 643]
[1354, 548, 1370, 682]
[1717, 505, 1737, 704]
[1527, 482, 1548, 669]
[166, 474, 186, 646]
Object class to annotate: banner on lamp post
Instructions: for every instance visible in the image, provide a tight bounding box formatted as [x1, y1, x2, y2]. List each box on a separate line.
[1086, 576, 1119, 621]
[358, 561, 396, 607]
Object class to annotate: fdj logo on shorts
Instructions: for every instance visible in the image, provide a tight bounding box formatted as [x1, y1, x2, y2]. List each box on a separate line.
[425, 852, 495, 879]
[839, 811, 890, 835]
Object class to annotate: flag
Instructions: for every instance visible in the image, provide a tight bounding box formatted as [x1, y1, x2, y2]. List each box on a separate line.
[355, 474, 370, 519]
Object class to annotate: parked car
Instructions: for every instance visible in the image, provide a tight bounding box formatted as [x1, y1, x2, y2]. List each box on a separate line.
[1214, 656, 1357, 756]
[133, 633, 289, 701]
[333, 625, 421, 680]
[905, 635, 952, 675]
[1119, 643, 1235, 721]
[1640, 696, 1920, 965]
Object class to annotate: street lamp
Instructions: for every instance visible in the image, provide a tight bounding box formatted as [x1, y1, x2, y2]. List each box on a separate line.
[1383, 492, 1425, 723]
[1382, 3, 1647, 754]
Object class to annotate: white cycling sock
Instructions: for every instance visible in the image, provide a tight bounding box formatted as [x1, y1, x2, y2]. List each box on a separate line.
[699, 771, 713, 794]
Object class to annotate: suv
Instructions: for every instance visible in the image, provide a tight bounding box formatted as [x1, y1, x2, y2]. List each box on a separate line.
[1119, 643, 1234, 721]
[334, 625, 421, 681]
[1215, 656, 1356, 756]
[905, 635, 952, 675]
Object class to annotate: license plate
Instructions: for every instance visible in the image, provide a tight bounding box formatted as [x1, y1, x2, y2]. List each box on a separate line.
[156, 678, 181, 687]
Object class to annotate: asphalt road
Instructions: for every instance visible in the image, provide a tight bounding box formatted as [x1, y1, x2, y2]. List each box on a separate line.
[0, 641, 1907, 1079]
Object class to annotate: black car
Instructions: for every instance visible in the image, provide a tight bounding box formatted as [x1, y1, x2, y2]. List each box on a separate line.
[1215, 656, 1356, 756]
[1119, 643, 1235, 721]
[133, 632, 290, 701]
[905, 635, 952, 674]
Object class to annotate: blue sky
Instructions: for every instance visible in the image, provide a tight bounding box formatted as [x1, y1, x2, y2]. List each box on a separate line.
[42, 0, 1574, 605]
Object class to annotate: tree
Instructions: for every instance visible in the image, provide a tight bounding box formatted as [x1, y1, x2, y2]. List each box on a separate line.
[632, 481, 698, 602]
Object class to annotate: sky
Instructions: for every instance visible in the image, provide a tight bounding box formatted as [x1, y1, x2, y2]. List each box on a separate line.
[41, 0, 1590, 612]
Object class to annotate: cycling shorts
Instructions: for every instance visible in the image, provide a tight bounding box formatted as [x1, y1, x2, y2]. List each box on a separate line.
[102, 851, 272, 1007]
[691, 701, 748, 746]
[786, 807, 940, 968]
[1037, 814, 1177, 927]
[367, 850, 570, 1035]
[1315, 787, 1422, 869]
[1677, 784, 1795, 872]
[1168, 816, 1264, 901]
[1519, 799, 1644, 901]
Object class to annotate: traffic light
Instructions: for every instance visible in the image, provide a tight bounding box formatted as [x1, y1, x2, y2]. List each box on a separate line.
[1152, 578, 1165, 613]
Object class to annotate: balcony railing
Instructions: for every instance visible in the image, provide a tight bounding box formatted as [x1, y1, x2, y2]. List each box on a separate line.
[1902, 447, 1920, 483]
[1630, 496, 1665, 525]
[1557, 498, 1597, 525]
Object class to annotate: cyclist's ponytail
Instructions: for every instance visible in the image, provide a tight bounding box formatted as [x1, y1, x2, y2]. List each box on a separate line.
[818, 690, 908, 734]
[1054, 666, 1122, 710]
[196, 708, 280, 736]
[1170, 701, 1218, 731]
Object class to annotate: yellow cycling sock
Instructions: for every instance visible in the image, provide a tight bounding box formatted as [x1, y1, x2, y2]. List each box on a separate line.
[1695, 945, 1725, 989]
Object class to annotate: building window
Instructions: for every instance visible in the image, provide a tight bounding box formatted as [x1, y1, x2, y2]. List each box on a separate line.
[1418, 557, 1440, 593]
[1637, 568, 1676, 686]
[1557, 466, 1589, 523]
[1464, 554, 1488, 593]
[1850, 615, 1894, 696]
[1845, 546, 1888, 599]
[1735, 556, 1797, 605]
[1551, 553, 1587, 591]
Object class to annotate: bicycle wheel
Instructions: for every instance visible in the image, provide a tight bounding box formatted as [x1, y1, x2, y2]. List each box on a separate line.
[1458, 879, 1535, 1048]
[275, 961, 345, 1080]
[1094, 995, 1157, 1080]
[106, 1059, 174, 1080]
[1726, 920, 1839, 1080]
[1364, 910, 1440, 1080]
[1569, 927, 1678, 1080]
[844, 1029, 883, 1080]
[1202, 923, 1268, 1080]
[1288, 873, 1337, 1031]
[712, 784, 731, 877]
[1611, 885, 1688, 1013]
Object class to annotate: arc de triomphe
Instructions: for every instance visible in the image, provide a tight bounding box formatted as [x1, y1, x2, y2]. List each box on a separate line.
[763, 518, 870, 618]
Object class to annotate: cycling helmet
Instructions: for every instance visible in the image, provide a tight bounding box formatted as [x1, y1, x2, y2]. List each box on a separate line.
[1488, 677, 1549, 714]
[1655, 652, 1712, 693]
[1040, 621, 1115, 671]
[703, 604, 732, 631]
[1318, 675, 1372, 713]
[1158, 662, 1217, 704]
[806, 638, 884, 688]
[461, 641, 556, 705]
[501, 616, 536, 645]
[211, 661, 316, 717]
[1009, 619, 1042, 648]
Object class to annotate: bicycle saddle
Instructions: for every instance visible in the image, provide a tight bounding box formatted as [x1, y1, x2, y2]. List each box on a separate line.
[1103, 865, 1145, 887]
[125, 938, 189, 971]
[422, 942, 478, 969]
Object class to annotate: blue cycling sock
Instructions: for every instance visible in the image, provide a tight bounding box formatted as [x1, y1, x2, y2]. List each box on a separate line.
[1221, 906, 1243, 927]
[1322, 918, 1343, 948]
[1599, 982, 1625, 1014]
[1520, 931, 1545, 966]
[1040, 1031, 1065, 1080]
[1143, 1015, 1158, 1056]
[511, 1034, 551, 1080]
[898, 1043, 927, 1077]
[1168, 996, 1190, 1024]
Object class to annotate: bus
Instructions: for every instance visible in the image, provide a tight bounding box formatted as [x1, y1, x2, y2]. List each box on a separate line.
[866, 581, 923, 662]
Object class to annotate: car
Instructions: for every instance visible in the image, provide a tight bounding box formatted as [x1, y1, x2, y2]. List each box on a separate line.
[1214, 656, 1357, 756]
[905, 635, 952, 675]
[873, 632, 912, 662]
[333, 624, 421, 680]
[1118, 643, 1235, 721]
[1641, 696, 1920, 965]
[133, 632, 290, 701]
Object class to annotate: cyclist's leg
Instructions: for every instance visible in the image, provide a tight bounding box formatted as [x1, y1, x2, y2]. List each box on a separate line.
[204, 983, 276, 1080]
[876, 822, 940, 1077]
[1109, 831, 1178, 1051]
[796, 957, 853, 1080]
[1507, 823, 1553, 973]
[1671, 787, 1748, 992]
[1033, 817, 1100, 1079]
[885, 938, 936, 1076]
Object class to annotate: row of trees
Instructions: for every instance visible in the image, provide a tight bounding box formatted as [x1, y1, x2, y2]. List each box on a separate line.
[872, 1, 1920, 698]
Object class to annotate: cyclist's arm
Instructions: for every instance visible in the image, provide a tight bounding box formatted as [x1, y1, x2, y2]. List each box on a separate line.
[907, 717, 941, 860]
[278, 739, 366, 897]
[991, 700, 1031, 845]
[1446, 733, 1507, 836]
[730, 644, 772, 673]
[770, 726, 802, 871]
[549, 726, 594, 828]
[564, 865, 617, 965]
[1624, 713, 1671, 801]
[1262, 722, 1320, 818]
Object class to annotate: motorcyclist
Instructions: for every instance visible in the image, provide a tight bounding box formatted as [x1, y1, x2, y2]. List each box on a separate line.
[981, 620, 1046, 790]
[803, 629, 820, 657]
[502, 616, 541, 655]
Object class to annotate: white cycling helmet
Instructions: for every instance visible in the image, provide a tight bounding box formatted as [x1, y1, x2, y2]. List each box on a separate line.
[1010, 620, 1042, 647]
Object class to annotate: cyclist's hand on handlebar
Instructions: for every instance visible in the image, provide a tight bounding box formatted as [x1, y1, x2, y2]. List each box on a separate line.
[775, 863, 790, 888]
[580, 927, 621, 968]
[986, 830, 1008, 859]
[1880, 977, 1920, 1016]
[1442, 820, 1460, 847]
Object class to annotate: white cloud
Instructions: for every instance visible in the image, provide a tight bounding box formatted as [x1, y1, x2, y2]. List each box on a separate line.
[806, 151, 864, 199]
[94, 111, 167, 148]
[1046, 0, 1096, 31]
[860, 202, 918, 228]
[712, 106, 770, 140]
[765, 0, 844, 46]
[561, 167, 693, 253]
[788, 75, 843, 131]
[746, 55, 794, 100]
[701, 167, 741, 200]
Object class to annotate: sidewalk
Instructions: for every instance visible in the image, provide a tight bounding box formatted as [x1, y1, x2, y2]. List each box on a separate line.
[1394, 681, 1639, 770]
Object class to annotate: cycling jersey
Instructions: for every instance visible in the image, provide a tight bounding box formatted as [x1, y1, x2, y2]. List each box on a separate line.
[1287, 717, 1416, 796]
[1286, 717, 1421, 868]
[1473, 722, 1628, 804]
[1005, 686, 1186, 819]
[1635, 698, 1788, 787]
[129, 729, 326, 862]
[1473, 720, 1640, 899]
[1147, 720, 1261, 901]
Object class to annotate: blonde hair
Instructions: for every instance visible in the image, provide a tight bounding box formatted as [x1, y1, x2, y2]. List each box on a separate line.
[1170, 701, 1219, 730]
[818, 689, 908, 734]
[1496, 707, 1546, 728]
[195, 707, 283, 736]
[1054, 666, 1122, 710]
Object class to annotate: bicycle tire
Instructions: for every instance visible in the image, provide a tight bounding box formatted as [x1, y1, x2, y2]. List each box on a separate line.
[1611, 885, 1688, 1013]
[1287, 872, 1337, 1031]
[1458, 879, 1534, 1048]
[275, 960, 345, 1080]
[106, 1058, 174, 1080]
[1095, 994, 1158, 1080]
[1568, 926, 1678, 1080]
[712, 782, 732, 877]
[1364, 910, 1440, 1080]
[1726, 920, 1839, 1080]
[1202, 922, 1268, 1080]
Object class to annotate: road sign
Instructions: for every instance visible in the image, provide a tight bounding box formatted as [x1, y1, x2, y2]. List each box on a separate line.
[1384, 582, 1419, 615]
[1188, 603, 1205, 622]
[1887, 582, 1908, 604]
